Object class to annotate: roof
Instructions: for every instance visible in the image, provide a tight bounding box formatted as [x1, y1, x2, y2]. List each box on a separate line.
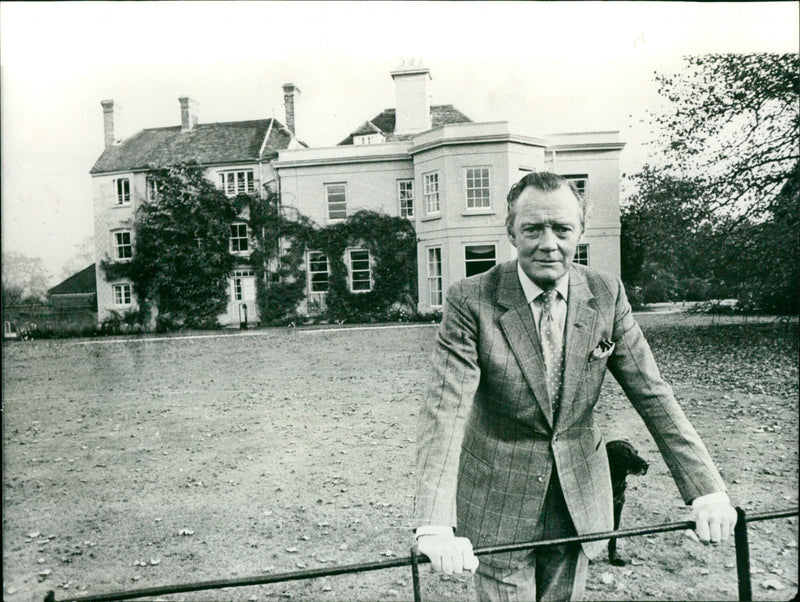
[338, 104, 472, 145]
[90, 119, 296, 174]
[49, 264, 97, 295]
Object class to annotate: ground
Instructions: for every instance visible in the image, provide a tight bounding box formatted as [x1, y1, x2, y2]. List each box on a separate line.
[2, 312, 798, 601]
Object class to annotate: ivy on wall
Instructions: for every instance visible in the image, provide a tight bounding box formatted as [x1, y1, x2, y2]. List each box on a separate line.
[101, 162, 243, 329]
[310, 210, 417, 323]
[103, 162, 419, 329]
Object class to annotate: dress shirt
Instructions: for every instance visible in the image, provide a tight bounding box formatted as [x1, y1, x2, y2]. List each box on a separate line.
[517, 263, 569, 339]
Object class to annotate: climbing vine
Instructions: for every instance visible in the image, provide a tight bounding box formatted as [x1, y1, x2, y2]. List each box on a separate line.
[101, 162, 243, 329]
[309, 210, 417, 323]
[103, 162, 419, 328]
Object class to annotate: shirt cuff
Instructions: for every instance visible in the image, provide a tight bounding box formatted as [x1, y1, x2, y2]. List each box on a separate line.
[691, 491, 730, 507]
[415, 525, 454, 539]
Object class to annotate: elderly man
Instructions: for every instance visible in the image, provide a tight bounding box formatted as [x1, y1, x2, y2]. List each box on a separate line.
[413, 172, 735, 601]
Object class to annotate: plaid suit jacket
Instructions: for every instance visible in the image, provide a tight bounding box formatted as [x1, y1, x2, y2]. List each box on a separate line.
[414, 261, 725, 568]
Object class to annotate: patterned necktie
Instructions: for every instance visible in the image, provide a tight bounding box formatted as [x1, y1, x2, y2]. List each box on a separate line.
[538, 289, 564, 412]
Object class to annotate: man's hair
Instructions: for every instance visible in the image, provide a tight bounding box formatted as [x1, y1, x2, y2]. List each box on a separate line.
[505, 171, 589, 235]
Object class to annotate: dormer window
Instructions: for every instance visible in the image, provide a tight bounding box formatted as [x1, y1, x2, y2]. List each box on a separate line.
[354, 133, 384, 145]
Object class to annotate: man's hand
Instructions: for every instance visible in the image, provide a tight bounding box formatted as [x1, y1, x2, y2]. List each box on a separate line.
[416, 533, 479, 574]
[691, 497, 737, 545]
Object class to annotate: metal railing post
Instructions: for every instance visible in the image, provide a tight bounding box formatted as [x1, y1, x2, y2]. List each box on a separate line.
[410, 545, 422, 602]
[734, 507, 752, 601]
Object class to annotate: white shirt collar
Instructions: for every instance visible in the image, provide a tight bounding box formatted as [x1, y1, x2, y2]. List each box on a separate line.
[516, 262, 570, 304]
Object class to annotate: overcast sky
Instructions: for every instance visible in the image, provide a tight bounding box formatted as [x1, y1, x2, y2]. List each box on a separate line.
[1, 1, 798, 284]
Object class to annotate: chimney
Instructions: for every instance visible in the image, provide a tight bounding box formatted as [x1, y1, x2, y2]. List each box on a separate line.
[282, 83, 300, 135]
[179, 97, 199, 132]
[390, 58, 432, 136]
[101, 99, 115, 148]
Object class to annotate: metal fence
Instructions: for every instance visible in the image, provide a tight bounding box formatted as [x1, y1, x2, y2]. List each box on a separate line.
[46, 506, 797, 602]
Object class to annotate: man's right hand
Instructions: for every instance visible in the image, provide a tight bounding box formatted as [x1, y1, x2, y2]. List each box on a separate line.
[416, 533, 479, 574]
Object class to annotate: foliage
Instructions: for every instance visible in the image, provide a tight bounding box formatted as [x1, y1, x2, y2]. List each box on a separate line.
[2, 252, 52, 306]
[624, 54, 799, 313]
[101, 163, 243, 328]
[310, 210, 417, 323]
[650, 53, 798, 219]
[248, 195, 315, 324]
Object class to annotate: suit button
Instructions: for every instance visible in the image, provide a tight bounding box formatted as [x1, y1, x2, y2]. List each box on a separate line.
[537, 476, 544, 482]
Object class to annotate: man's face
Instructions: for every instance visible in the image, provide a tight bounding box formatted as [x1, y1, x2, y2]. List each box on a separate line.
[508, 185, 584, 289]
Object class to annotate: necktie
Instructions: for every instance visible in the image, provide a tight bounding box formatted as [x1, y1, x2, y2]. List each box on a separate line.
[538, 289, 564, 412]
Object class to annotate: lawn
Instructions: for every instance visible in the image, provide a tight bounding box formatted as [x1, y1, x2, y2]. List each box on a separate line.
[2, 314, 798, 601]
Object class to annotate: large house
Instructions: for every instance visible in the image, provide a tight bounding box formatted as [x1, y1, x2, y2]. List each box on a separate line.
[90, 62, 624, 325]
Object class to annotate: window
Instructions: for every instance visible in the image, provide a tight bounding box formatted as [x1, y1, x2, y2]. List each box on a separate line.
[231, 268, 255, 301]
[348, 249, 371, 292]
[146, 177, 160, 202]
[465, 167, 491, 209]
[398, 179, 414, 218]
[465, 244, 496, 277]
[427, 247, 443, 307]
[562, 174, 588, 197]
[219, 170, 255, 197]
[113, 283, 132, 306]
[354, 133, 384, 145]
[326, 183, 347, 220]
[574, 244, 589, 266]
[113, 230, 133, 261]
[424, 172, 439, 214]
[115, 178, 131, 205]
[229, 223, 249, 253]
[308, 252, 329, 293]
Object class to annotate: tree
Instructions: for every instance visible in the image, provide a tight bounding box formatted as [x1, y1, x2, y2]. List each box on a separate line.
[2, 252, 52, 306]
[625, 53, 799, 311]
[102, 163, 245, 328]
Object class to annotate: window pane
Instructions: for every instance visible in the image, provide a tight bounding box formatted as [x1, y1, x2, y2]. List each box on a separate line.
[465, 244, 496, 277]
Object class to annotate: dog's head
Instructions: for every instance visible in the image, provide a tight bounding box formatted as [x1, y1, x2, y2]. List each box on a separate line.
[606, 440, 649, 476]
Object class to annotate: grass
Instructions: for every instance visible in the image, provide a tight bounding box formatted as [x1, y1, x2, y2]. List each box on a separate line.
[2, 314, 797, 601]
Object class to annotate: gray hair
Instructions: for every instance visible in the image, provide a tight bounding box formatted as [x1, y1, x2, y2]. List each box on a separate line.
[505, 172, 589, 235]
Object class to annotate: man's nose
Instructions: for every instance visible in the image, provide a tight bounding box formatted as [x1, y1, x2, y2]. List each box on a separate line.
[539, 228, 558, 250]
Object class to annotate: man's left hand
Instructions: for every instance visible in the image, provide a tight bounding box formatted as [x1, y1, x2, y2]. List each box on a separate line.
[691, 501, 737, 545]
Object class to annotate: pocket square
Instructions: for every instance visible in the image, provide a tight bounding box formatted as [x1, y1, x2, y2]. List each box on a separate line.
[590, 339, 615, 360]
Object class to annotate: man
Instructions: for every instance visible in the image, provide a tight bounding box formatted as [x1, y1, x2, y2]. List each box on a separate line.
[413, 172, 736, 601]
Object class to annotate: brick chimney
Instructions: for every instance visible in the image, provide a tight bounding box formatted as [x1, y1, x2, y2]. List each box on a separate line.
[390, 59, 432, 136]
[282, 83, 300, 135]
[101, 99, 115, 148]
[179, 97, 199, 132]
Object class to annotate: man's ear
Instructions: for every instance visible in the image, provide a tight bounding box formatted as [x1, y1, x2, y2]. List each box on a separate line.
[507, 227, 517, 248]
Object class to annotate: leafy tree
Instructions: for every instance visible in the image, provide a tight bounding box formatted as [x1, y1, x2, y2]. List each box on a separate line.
[2, 252, 52, 306]
[102, 163, 244, 328]
[625, 53, 799, 311]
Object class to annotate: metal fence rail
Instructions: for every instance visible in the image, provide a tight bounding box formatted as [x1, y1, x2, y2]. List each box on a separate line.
[46, 506, 798, 602]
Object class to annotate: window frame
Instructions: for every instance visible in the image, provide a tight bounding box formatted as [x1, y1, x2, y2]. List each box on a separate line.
[218, 170, 255, 197]
[423, 172, 440, 215]
[112, 229, 133, 262]
[307, 251, 330, 294]
[398, 179, 414, 219]
[146, 177, 160, 202]
[464, 243, 497, 278]
[229, 222, 250, 254]
[348, 248, 372, 293]
[114, 177, 131, 206]
[231, 268, 255, 302]
[561, 174, 588, 198]
[464, 166, 491, 211]
[112, 283, 132, 307]
[427, 247, 443, 308]
[326, 182, 348, 221]
[574, 243, 589, 266]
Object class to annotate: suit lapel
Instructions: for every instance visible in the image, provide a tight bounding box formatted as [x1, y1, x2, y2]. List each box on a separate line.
[497, 262, 554, 429]
[556, 268, 598, 428]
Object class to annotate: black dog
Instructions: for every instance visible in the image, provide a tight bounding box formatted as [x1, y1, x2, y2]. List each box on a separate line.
[606, 440, 649, 566]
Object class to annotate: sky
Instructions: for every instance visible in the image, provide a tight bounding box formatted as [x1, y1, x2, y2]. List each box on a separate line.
[1, 1, 798, 286]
